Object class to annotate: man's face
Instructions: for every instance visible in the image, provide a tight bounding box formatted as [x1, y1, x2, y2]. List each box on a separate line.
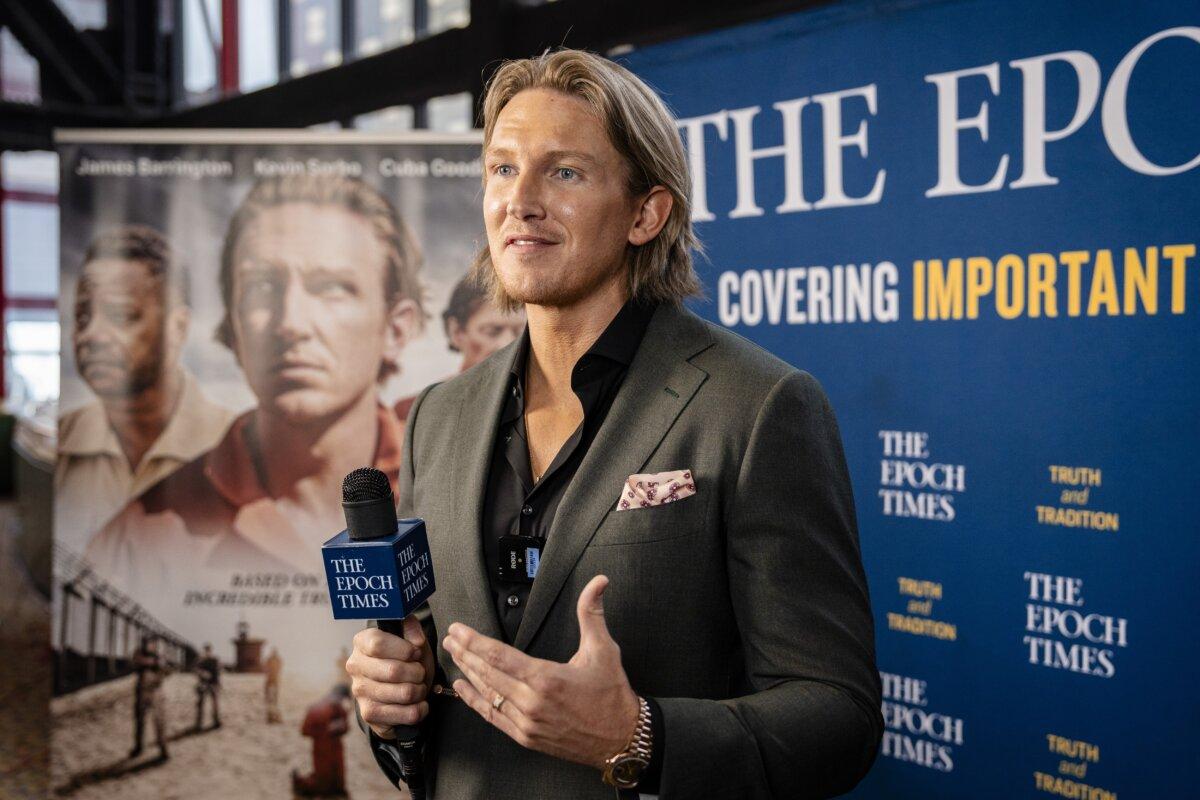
[449, 303, 525, 371]
[73, 258, 172, 400]
[229, 202, 414, 424]
[483, 88, 642, 309]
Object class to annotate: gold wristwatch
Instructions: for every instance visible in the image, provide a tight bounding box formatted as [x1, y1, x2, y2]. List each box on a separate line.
[602, 696, 653, 789]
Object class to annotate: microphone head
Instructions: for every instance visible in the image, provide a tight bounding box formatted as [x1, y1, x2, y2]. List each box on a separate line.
[341, 467, 397, 541]
[342, 467, 393, 504]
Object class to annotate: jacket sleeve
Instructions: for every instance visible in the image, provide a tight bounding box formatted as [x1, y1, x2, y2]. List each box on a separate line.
[656, 370, 883, 800]
[363, 383, 442, 791]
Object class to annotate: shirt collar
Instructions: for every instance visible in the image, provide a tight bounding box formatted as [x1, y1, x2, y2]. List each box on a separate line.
[58, 401, 120, 457]
[58, 373, 228, 463]
[507, 298, 658, 383]
[205, 403, 404, 508]
[143, 373, 232, 463]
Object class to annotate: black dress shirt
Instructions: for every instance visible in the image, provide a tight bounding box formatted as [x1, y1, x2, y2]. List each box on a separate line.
[480, 298, 664, 793]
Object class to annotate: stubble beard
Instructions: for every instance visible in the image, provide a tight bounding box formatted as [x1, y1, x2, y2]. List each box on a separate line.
[492, 255, 625, 311]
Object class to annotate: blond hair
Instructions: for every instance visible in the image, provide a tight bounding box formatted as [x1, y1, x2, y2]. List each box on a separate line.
[472, 49, 703, 310]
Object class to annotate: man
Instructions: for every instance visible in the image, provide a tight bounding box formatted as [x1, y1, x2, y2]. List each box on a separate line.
[130, 635, 169, 761]
[85, 174, 424, 594]
[347, 50, 881, 799]
[57, 225, 234, 554]
[194, 643, 221, 731]
[264, 648, 284, 724]
[396, 272, 525, 423]
[293, 684, 352, 797]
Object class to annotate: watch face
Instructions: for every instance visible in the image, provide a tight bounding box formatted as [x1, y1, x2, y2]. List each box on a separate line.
[611, 755, 650, 789]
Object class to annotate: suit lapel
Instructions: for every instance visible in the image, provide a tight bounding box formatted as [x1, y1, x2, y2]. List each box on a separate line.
[441, 340, 521, 642]
[513, 304, 714, 652]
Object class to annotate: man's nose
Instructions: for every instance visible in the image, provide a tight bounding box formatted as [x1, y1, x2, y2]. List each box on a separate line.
[76, 315, 111, 346]
[498, 327, 520, 348]
[506, 172, 546, 221]
[274, 278, 315, 341]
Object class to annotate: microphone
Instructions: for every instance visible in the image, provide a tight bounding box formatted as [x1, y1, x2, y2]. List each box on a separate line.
[321, 467, 435, 799]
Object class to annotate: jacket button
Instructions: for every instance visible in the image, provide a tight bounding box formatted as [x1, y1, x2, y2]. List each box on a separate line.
[521, 505, 533, 516]
[506, 594, 520, 608]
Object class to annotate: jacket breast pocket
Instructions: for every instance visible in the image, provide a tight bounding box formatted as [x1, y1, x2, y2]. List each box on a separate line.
[588, 489, 711, 547]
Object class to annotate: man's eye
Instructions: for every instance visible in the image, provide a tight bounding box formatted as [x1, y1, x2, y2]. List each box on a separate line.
[312, 279, 355, 298]
[494, 164, 515, 177]
[556, 167, 578, 180]
[103, 306, 138, 324]
[245, 278, 277, 295]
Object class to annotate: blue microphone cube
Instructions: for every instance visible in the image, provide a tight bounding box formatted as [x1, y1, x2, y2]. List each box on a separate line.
[321, 517, 435, 620]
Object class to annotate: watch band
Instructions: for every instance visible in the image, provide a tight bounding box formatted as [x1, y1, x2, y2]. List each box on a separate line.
[628, 696, 653, 762]
[602, 696, 653, 788]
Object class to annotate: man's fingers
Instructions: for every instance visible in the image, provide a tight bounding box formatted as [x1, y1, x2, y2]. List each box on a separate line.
[446, 638, 536, 712]
[358, 697, 429, 729]
[347, 651, 426, 685]
[444, 623, 545, 681]
[354, 627, 420, 661]
[352, 676, 429, 706]
[453, 679, 532, 748]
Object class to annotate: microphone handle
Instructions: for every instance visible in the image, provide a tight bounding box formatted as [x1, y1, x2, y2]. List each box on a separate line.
[377, 617, 426, 799]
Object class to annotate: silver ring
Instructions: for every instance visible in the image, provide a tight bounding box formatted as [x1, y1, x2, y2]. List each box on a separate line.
[491, 694, 506, 711]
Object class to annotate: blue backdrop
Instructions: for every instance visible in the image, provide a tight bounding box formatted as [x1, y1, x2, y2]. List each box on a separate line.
[625, 2, 1199, 797]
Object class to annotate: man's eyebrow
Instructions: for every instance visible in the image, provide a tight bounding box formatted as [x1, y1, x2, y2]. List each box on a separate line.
[236, 259, 284, 275]
[544, 150, 600, 167]
[300, 264, 361, 283]
[484, 146, 600, 167]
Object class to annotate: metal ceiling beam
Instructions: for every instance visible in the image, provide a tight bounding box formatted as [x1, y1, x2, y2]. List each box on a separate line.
[505, 0, 823, 56]
[1, 0, 831, 149]
[154, 0, 819, 129]
[0, 0, 121, 105]
[158, 25, 477, 128]
[0, 100, 129, 151]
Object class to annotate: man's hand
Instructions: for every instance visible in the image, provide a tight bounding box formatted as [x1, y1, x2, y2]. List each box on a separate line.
[443, 575, 640, 770]
[347, 615, 435, 739]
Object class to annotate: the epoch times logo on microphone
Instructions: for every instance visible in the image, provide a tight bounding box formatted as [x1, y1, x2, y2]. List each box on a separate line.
[878, 430, 967, 522]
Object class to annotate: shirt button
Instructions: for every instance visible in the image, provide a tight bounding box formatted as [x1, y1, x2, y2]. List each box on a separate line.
[521, 505, 533, 516]
[505, 433, 512, 443]
[506, 594, 521, 608]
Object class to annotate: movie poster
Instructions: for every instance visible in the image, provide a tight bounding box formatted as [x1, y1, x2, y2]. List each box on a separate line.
[51, 131, 521, 798]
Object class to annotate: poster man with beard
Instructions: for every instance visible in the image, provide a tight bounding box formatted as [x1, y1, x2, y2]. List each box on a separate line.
[57, 225, 234, 552]
[85, 174, 425, 598]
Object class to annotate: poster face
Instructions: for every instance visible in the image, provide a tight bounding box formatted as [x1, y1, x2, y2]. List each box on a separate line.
[623, 1, 1198, 798]
[52, 132, 523, 798]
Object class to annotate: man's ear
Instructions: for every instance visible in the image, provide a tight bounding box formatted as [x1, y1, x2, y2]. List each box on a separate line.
[382, 297, 422, 372]
[446, 317, 466, 353]
[627, 186, 674, 247]
[165, 305, 190, 361]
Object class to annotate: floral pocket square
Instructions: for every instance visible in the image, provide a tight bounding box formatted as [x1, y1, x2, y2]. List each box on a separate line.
[617, 469, 696, 511]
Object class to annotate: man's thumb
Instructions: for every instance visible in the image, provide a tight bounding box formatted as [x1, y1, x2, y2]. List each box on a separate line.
[401, 613, 427, 654]
[576, 575, 614, 653]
